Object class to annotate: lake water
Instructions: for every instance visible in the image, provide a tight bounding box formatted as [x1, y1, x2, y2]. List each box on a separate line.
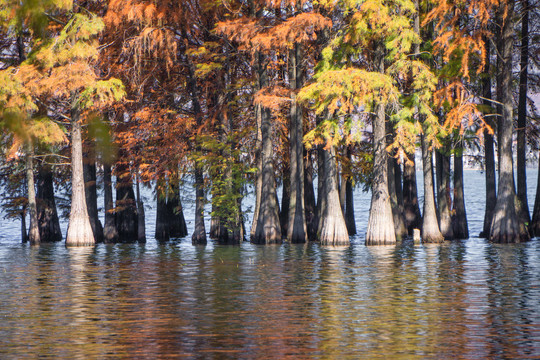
[1, 170, 540, 358]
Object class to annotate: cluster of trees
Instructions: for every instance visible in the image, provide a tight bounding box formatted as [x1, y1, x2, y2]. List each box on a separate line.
[0, 0, 538, 247]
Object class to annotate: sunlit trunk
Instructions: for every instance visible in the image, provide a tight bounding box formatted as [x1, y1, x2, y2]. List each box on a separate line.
[421, 136, 444, 243]
[26, 144, 40, 245]
[66, 108, 94, 246]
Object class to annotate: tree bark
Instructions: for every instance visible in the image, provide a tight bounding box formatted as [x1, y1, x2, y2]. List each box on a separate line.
[388, 156, 406, 240]
[280, 169, 291, 238]
[366, 49, 396, 246]
[421, 136, 444, 243]
[453, 149, 469, 239]
[66, 108, 94, 246]
[517, 0, 530, 226]
[84, 158, 104, 243]
[26, 144, 40, 245]
[168, 179, 188, 238]
[102, 162, 118, 243]
[480, 38, 497, 238]
[435, 151, 454, 239]
[21, 210, 28, 243]
[37, 165, 62, 242]
[531, 150, 540, 235]
[490, 0, 529, 243]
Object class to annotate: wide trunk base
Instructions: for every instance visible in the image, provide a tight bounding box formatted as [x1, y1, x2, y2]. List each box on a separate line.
[66, 215, 95, 247]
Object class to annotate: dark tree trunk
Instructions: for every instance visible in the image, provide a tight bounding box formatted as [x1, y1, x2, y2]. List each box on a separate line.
[136, 177, 146, 243]
[21, 210, 28, 243]
[403, 154, 422, 234]
[115, 161, 138, 243]
[517, 0, 530, 226]
[168, 180, 188, 238]
[421, 136, 444, 243]
[287, 43, 308, 243]
[435, 151, 454, 239]
[366, 49, 396, 246]
[480, 38, 497, 238]
[102, 162, 118, 243]
[318, 143, 349, 245]
[84, 159, 104, 243]
[490, 0, 529, 243]
[344, 172, 357, 236]
[252, 53, 281, 244]
[192, 168, 207, 245]
[280, 169, 291, 238]
[388, 156, 406, 240]
[155, 181, 170, 241]
[250, 105, 263, 240]
[26, 144, 40, 245]
[36, 165, 62, 242]
[304, 148, 318, 240]
[66, 108, 94, 246]
[453, 149, 469, 239]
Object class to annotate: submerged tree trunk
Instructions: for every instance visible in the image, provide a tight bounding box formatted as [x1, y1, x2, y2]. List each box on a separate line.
[453, 148, 469, 239]
[366, 55, 396, 247]
[37, 165, 62, 242]
[102, 162, 118, 243]
[403, 154, 422, 234]
[66, 108, 94, 246]
[421, 136, 444, 243]
[287, 43, 308, 243]
[84, 158, 104, 243]
[192, 168, 207, 245]
[26, 144, 40, 245]
[480, 38, 497, 238]
[435, 151, 454, 239]
[21, 210, 28, 243]
[490, 0, 529, 243]
[517, 0, 530, 226]
[280, 169, 291, 238]
[115, 161, 138, 243]
[388, 156, 407, 240]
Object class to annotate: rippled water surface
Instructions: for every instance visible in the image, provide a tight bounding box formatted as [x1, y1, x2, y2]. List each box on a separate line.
[1, 170, 540, 358]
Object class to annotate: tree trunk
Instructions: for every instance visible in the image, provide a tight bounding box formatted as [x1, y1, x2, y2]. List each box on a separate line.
[168, 179, 188, 238]
[26, 144, 40, 245]
[287, 43, 308, 243]
[252, 53, 282, 244]
[115, 161, 138, 243]
[435, 151, 454, 239]
[280, 169, 291, 238]
[192, 167, 207, 244]
[480, 38, 497, 238]
[36, 165, 62, 242]
[318, 143, 349, 245]
[403, 154, 422, 234]
[155, 180, 170, 241]
[66, 108, 94, 246]
[453, 149, 469, 239]
[103, 162, 118, 243]
[250, 105, 263, 240]
[421, 136, 444, 243]
[84, 158, 104, 243]
[517, 0, 530, 226]
[490, 0, 529, 243]
[531, 150, 540, 235]
[304, 148, 318, 240]
[136, 176, 146, 243]
[21, 210, 28, 243]
[388, 156, 406, 240]
[344, 172, 357, 236]
[366, 49, 396, 246]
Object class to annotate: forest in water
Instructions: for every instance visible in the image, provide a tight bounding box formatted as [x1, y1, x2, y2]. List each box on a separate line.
[0, 0, 539, 247]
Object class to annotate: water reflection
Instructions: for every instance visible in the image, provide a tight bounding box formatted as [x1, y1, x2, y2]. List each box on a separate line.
[1, 240, 540, 358]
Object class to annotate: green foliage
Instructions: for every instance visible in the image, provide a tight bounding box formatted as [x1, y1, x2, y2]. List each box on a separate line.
[77, 78, 125, 110]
